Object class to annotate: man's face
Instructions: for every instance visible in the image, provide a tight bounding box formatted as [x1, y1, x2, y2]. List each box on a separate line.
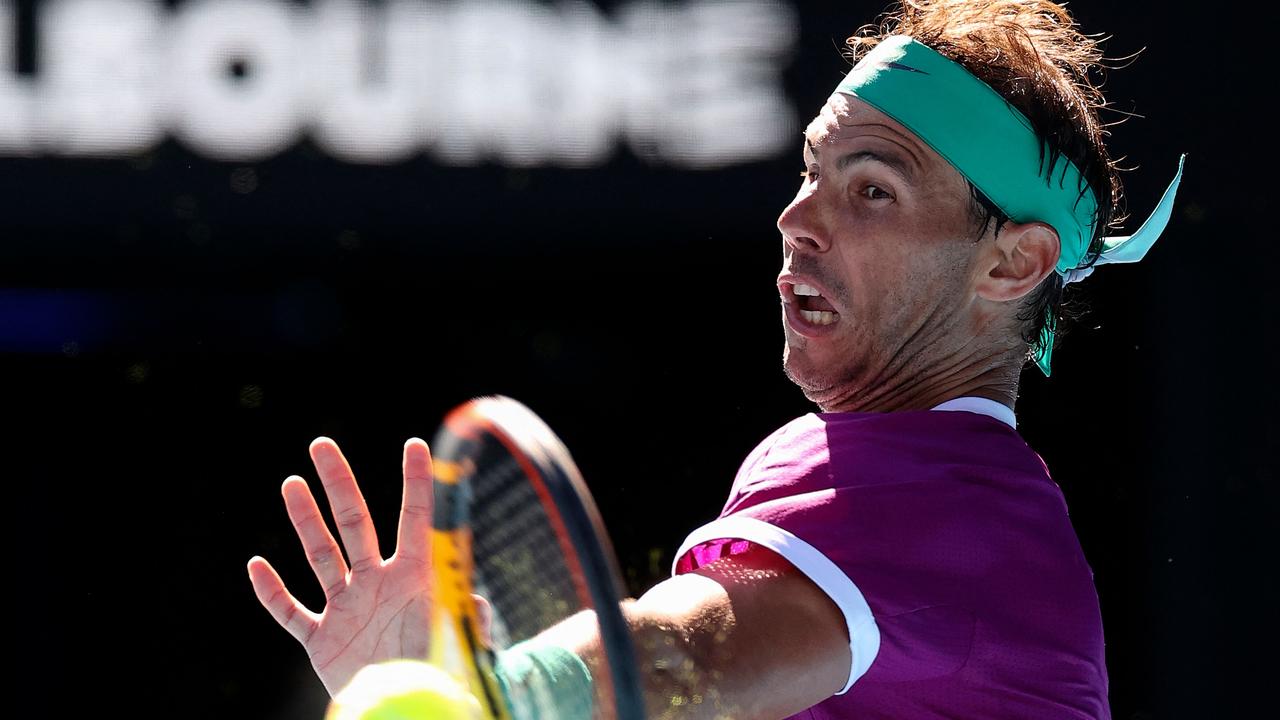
[777, 93, 987, 410]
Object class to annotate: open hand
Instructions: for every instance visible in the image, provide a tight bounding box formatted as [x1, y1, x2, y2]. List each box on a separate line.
[247, 437, 435, 695]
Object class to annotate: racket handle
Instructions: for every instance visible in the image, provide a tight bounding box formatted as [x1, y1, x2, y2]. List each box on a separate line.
[429, 530, 513, 720]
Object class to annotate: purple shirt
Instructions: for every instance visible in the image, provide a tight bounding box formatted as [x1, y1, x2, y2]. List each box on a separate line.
[672, 408, 1109, 719]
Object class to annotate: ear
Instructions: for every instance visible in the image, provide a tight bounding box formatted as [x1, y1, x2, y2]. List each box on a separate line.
[973, 221, 1060, 302]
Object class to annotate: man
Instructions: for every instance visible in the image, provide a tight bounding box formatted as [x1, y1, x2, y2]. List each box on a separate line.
[249, 1, 1182, 717]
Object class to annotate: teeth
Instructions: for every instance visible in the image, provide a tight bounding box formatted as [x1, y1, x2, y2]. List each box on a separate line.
[800, 309, 837, 326]
[794, 283, 821, 297]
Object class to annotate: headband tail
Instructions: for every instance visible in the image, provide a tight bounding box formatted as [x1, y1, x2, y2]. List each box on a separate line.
[1093, 153, 1187, 266]
[1033, 316, 1058, 377]
[1036, 155, 1187, 377]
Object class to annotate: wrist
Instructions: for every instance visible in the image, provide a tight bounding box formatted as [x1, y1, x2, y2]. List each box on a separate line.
[494, 641, 594, 720]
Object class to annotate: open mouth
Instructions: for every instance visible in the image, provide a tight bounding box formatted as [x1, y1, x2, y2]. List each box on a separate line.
[787, 283, 839, 326]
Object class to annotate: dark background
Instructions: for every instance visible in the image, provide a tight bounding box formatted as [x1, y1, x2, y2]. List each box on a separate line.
[4, 1, 1270, 718]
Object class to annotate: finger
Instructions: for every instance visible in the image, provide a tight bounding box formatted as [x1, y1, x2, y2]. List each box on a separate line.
[282, 476, 350, 598]
[395, 438, 434, 564]
[310, 437, 382, 572]
[247, 556, 320, 645]
[473, 594, 493, 648]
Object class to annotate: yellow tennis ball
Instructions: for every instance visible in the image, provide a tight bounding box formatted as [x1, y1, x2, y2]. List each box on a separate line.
[326, 660, 484, 720]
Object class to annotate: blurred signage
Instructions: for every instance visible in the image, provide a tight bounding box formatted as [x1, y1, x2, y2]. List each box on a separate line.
[0, 0, 797, 167]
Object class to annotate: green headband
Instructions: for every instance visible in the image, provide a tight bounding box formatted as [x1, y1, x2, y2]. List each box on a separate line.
[834, 36, 1185, 376]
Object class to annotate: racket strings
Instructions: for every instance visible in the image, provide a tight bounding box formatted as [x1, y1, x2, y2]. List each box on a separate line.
[434, 397, 641, 720]
[468, 449, 589, 649]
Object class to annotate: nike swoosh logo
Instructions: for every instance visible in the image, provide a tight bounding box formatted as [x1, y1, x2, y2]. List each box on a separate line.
[879, 61, 929, 75]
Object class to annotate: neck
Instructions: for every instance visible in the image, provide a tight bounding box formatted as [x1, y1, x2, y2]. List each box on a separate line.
[812, 342, 1023, 415]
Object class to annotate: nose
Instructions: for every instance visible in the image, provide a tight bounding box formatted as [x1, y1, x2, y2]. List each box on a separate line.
[776, 184, 830, 254]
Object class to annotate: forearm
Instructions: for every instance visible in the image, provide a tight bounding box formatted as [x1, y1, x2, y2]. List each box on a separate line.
[529, 582, 739, 720]
[522, 548, 851, 720]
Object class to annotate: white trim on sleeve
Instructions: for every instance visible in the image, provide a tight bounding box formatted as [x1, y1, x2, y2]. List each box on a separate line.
[670, 516, 879, 694]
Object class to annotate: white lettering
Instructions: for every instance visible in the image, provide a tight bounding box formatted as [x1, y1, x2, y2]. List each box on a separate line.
[0, 0, 797, 167]
[663, 0, 798, 167]
[0, 1, 34, 154]
[304, 0, 442, 163]
[165, 0, 304, 161]
[39, 0, 165, 155]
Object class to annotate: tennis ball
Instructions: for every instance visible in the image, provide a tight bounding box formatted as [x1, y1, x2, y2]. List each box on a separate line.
[326, 660, 484, 720]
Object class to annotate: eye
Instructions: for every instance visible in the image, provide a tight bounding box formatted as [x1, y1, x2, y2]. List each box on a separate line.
[862, 184, 892, 200]
[800, 165, 819, 182]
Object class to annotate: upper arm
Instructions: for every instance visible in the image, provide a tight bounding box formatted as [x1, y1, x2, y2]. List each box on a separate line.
[631, 543, 852, 719]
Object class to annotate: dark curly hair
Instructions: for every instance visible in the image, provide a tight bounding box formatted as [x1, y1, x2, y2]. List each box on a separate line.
[847, 0, 1127, 367]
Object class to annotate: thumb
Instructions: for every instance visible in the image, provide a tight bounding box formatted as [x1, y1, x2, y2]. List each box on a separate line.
[473, 594, 493, 647]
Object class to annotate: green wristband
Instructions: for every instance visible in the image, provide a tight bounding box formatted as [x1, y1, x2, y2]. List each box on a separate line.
[493, 642, 594, 720]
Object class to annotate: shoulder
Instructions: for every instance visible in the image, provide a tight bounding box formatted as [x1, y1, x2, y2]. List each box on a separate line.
[734, 412, 826, 476]
[727, 410, 1043, 512]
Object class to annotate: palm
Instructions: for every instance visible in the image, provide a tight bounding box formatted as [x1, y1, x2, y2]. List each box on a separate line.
[248, 438, 437, 695]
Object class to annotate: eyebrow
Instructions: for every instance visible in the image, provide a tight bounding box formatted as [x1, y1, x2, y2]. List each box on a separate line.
[838, 149, 917, 183]
[806, 139, 917, 184]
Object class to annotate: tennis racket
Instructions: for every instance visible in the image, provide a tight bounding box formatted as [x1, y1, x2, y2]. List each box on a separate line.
[427, 396, 644, 720]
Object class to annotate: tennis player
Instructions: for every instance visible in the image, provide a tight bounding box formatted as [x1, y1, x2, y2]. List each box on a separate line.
[250, 1, 1183, 717]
